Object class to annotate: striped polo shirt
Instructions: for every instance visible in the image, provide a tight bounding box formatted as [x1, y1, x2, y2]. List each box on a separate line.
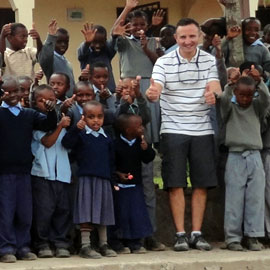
[152, 48, 219, 136]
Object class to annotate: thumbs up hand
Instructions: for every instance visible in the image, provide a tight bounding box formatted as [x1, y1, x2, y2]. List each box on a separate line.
[146, 78, 161, 102]
[80, 64, 90, 81]
[77, 115, 86, 130]
[131, 75, 142, 98]
[204, 84, 216, 105]
[99, 85, 111, 100]
[247, 64, 261, 82]
[59, 113, 71, 128]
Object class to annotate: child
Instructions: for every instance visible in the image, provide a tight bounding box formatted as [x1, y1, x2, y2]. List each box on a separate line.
[109, 114, 155, 253]
[223, 17, 270, 72]
[112, 3, 160, 145]
[18, 76, 33, 108]
[0, 22, 42, 78]
[159, 24, 178, 54]
[31, 85, 72, 258]
[219, 70, 270, 251]
[39, 21, 75, 97]
[0, 76, 57, 263]
[62, 100, 117, 259]
[78, 23, 116, 92]
[261, 24, 270, 51]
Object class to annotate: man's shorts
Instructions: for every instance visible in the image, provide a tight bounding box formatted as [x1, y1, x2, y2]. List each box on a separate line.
[160, 133, 217, 189]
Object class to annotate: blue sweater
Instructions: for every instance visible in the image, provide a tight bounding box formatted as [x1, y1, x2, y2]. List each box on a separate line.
[62, 126, 114, 180]
[0, 108, 57, 174]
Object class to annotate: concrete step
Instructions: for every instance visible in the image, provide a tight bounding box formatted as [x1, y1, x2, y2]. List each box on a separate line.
[1, 244, 270, 270]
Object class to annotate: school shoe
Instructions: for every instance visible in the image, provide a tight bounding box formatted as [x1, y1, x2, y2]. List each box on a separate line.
[38, 247, 53, 258]
[79, 246, 102, 259]
[19, 252, 37, 260]
[99, 244, 117, 257]
[55, 248, 70, 258]
[144, 236, 166, 251]
[116, 247, 131, 254]
[174, 233, 189, 251]
[0, 254, 16, 263]
[246, 238, 262, 251]
[131, 246, 147, 254]
[227, 242, 244, 251]
[189, 233, 212, 251]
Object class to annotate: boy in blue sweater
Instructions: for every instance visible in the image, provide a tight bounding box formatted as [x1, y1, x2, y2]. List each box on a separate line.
[0, 76, 57, 263]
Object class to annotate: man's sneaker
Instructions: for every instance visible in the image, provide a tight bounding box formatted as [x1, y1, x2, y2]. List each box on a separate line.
[38, 247, 53, 258]
[246, 237, 262, 251]
[79, 246, 102, 259]
[99, 244, 117, 257]
[0, 254, 16, 263]
[19, 252, 37, 260]
[189, 233, 212, 251]
[116, 247, 131, 254]
[227, 242, 244, 251]
[174, 233, 189, 251]
[55, 248, 70, 258]
[144, 236, 166, 251]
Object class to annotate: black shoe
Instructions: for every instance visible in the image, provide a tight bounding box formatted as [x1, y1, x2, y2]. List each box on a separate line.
[174, 233, 189, 251]
[189, 233, 212, 251]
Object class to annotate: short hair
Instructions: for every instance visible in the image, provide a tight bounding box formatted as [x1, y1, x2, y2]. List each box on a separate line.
[127, 10, 148, 23]
[74, 81, 94, 93]
[90, 62, 109, 75]
[83, 100, 104, 113]
[56, 28, 69, 36]
[18, 76, 33, 84]
[94, 25, 107, 36]
[263, 24, 270, 35]
[235, 76, 256, 89]
[50, 72, 70, 86]
[2, 75, 19, 88]
[30, 84, 55, 108]
[176, 18, 200, 30]
[161, 24, 176, 33]
[10, 23, 26, 35]
[115, 113, 140, 135]
[242, 17, 261, 32]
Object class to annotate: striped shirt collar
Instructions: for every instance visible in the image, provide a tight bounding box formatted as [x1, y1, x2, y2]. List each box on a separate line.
[177, 47, 200, 63]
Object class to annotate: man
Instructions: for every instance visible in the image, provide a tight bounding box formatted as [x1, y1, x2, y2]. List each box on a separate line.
[146, 18, 222, 251]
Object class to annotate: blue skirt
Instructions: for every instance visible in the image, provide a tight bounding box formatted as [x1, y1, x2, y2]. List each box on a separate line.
[110, 185, 153, 239]
[73, 176, 115, 225]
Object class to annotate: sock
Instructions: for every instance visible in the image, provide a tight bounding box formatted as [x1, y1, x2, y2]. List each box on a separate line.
[176, 231, 186, 236]
[191, 231, 201, 241]
[97, 225, 107, 247]
[81, 231, 91, 248]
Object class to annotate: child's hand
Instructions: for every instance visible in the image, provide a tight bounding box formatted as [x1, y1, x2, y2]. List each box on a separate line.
[116, 171, 129, 182]
[34, 69, 44, 85]
[1, 23, 11, 38]
[121, 94, 133, 104]
[140, 30, 148, 49]
[131, 75, 142, 98]
[77, 115, 86, 130]
[62, 94, 76, 110]
[81, 22, 97, 43]
[212, 34, 221, 51]
[29, 23, 40, 40]
[151, 9, 165, 26]
[245, 65, 261, 82]
[43, 98, 56, 111]
[80, 64, 90, 81]
[48, 19, 57, 36]
[226, 26, 241, 40]
[114, 185, 120, 191]
[99, 85, 111, 100]
[112, 20, 132, 37]
[59, 113, 71, 128]
[227, 67, 240, 84]
[126, 0, 139, 9]
[140, 135, 148, 150]
[115, 80, 123, 99]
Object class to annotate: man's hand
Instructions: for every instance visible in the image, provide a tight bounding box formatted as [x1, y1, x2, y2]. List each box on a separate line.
[244, 65, 261, 82]
[146, 78, 161, 102]
[81, 22, 97, 43]
[204, 85, 216, 105]
[48, 19, 57, 36]
[77, 115, 86, 130]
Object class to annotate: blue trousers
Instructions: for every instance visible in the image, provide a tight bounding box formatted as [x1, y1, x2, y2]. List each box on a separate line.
[0, 174, 32, 257]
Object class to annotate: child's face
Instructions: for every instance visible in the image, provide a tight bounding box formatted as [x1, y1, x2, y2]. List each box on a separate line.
[160, 27, 176, 50]
[49, 74, 69, 100]
[125, 116, 144, 139]
[91, 67, 109, 89]
[75, 86, 95, 107]
[243, 20, 260, 45]
[90, 32, 106, 53]
[234, 83, 255, 108]
[55, 33, 69, 55]
[122, 78, 135, 99]
[19, 79, 32, 107]
[84, 104, 104, 131]
[8, 27, 28, 51]
[2, 82, 21, 106]
[264, 32, 270, 44]
[35, 89, 56, 113]
[130, 17, 148, 38]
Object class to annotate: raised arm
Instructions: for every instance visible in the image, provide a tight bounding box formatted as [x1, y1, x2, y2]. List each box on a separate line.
[29, 23, 43, 56]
